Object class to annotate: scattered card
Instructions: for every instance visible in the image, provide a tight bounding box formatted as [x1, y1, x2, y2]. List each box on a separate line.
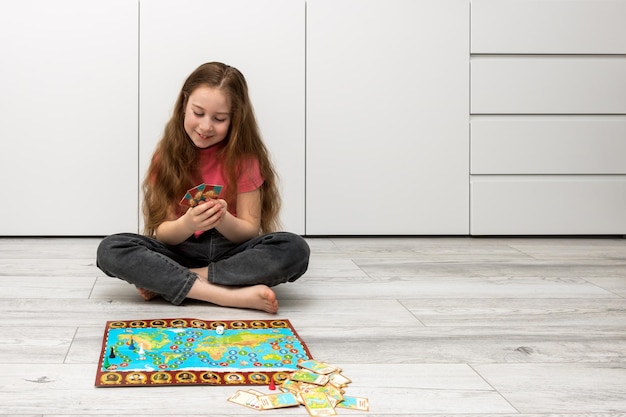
[336, 396, 370, 411]
[179, 183, 223, 207]
[328, 372, 352, 387]
[258, 392, 300, 409]
[227, 390, 262, 411]
[300, 383, 344, 407]
[291, 369, 330, 386]
[301, 392, 337, 416]
[298, 359, 339, 375]
[280, 378, 301, 393]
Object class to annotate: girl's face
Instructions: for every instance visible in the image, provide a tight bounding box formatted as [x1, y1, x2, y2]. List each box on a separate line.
[184, 85, 231, 149]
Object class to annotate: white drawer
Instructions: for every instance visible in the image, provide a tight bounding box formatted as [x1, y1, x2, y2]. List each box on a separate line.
[471, 57, 626, 114]
[471, 116, 626, 174]
[470, 176, 626, 235]
[471, 0, 626, 54]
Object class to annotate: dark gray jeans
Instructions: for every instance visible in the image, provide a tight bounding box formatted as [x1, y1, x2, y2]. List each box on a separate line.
[96, 230, 310, 305]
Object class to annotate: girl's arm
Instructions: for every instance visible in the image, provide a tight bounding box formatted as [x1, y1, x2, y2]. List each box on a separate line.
[215, 189, 261, 243]
[154, 210, 196, 245]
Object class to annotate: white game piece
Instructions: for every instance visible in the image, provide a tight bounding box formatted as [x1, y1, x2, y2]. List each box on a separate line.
[216, 325, 225, 335]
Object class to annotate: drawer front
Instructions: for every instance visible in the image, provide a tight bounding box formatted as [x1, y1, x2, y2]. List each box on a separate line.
[470, 177, 626, 234]
[471, 57, 626, 114]
[471, 116, 626, 174]
[471, 0, 626, 54]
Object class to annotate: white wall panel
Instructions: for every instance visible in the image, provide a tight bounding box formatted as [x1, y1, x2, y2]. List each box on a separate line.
[140, 0, 305, 233]
[471, 57, 626, 114]
[471, 176, 626, 235]
[0, 0, 138, 235]
[471, 116, 626, 174]
[306, 0, 469, 235]
[471, 0, 626, 54]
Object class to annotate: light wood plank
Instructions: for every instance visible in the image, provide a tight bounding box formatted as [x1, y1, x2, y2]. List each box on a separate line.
[0, 326, 76, 364]
[0, 276, 95, 299]
[473, 363, 626, 413]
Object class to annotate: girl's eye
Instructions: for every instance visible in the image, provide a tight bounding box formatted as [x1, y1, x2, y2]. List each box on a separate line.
[193, 111, 204, 117]
[214, 118, 226, 122]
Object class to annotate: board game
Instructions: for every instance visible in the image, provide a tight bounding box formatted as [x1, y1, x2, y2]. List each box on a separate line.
[95, 318, 312, 387]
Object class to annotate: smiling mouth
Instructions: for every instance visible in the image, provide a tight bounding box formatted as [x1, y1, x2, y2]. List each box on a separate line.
[196, 131, 212, 140]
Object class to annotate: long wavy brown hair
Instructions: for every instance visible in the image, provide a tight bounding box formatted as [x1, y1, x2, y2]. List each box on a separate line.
[142, 62, 281, 237]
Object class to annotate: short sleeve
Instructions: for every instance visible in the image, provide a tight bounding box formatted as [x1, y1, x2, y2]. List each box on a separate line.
[238, 156, 264, 193]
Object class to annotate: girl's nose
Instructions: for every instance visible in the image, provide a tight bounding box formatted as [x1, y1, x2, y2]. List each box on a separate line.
[199, 117, 213, 132]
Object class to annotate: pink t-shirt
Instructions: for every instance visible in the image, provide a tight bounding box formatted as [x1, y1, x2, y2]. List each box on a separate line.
[197, 143, 264, 217]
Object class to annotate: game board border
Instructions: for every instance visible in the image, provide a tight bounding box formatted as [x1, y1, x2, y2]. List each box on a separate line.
[95, 318, 312, 388]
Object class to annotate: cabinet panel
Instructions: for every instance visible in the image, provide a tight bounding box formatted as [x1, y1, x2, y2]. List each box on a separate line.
[471, 57, 626, 114]
[0, 0, 138, 235]
[471, 116, 626, 174]
[306, 0, 469, 235]
[140, 0, 305, 233]
[471, 0, 626, 54]
[471, 176, 626, 235]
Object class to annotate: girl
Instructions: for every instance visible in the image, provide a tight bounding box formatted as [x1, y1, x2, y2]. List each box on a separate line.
[96, 62, 310, 314]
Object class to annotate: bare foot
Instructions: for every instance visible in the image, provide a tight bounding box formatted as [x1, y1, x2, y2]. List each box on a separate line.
[187, 280, 279, 314]
[136, 287, 159, 301]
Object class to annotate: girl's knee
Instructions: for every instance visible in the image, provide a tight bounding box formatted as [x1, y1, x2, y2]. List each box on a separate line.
[96, 233, 136, 271]
[278, 233, 310, 280]
[276, 232, 310, 257]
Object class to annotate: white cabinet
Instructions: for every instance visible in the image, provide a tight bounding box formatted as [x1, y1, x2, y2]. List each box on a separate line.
[471, 57, 626, 114]
[471, 116, 626, 174]
[471, 0, 626, 54]
[306, 0, 470, 235]
[471, 177, 626, 235]
[140, 0, 305, 234]
[0, 0, 138, 235]
[470, 0, 626, 235]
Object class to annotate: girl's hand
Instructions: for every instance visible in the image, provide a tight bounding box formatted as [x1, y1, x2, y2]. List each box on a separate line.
[183, 199, 228, 232]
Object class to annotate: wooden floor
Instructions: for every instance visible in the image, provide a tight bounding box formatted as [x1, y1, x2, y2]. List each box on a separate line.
[1, 236, 625, 416]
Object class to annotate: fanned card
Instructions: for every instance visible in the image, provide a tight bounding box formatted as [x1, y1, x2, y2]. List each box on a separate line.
[179, 183, 223, 207]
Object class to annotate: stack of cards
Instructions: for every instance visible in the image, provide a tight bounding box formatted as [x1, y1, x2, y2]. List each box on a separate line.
[228, 359, 369, 415]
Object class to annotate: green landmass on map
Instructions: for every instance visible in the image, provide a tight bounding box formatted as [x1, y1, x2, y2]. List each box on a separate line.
[196, 331, 285, 361]
[117, 330, 172, 351]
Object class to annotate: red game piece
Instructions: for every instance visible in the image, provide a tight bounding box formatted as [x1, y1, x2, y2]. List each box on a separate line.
[269, 377, 276, 390]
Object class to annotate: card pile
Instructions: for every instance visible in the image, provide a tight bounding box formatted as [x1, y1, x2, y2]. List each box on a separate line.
[228, 359, 369, 415]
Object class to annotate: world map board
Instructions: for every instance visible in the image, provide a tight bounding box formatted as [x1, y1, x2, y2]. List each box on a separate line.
[95, 318, 312, 387]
